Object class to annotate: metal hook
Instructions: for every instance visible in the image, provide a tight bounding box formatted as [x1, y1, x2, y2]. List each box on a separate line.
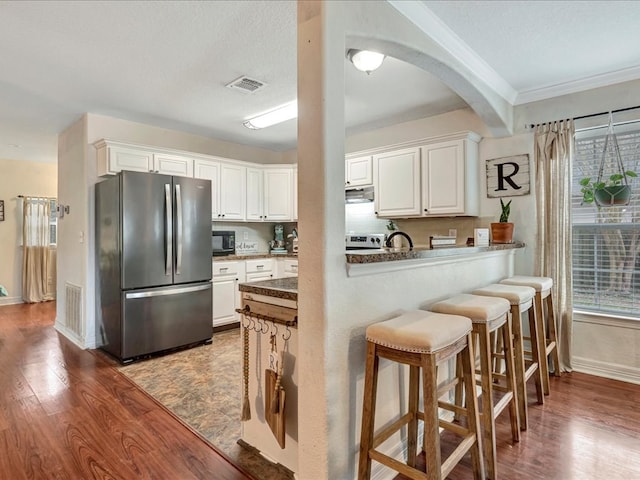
[261, 318, 270, 334]
[282, 324, 291, 342]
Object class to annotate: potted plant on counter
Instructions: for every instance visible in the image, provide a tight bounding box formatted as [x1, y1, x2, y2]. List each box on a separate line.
[579, 170, 637, 206]
[490, 198, 514, 244]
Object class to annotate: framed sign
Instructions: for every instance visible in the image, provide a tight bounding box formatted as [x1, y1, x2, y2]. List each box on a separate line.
[486, 154, 530, 198]
[0, 200, 4, 221]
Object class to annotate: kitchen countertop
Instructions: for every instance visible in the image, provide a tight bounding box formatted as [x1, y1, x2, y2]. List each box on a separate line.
[213, 252, 298, 261]
[238, 277, 298, 301]
[346, 242, 525, 264]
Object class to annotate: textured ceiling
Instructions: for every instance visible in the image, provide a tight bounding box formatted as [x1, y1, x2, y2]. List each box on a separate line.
[0, 1, 639, 164]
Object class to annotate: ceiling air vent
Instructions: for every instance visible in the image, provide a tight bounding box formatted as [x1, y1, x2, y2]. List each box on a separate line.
[225, 76, 267, 94]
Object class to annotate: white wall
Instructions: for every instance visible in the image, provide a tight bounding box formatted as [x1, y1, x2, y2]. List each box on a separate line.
[0, 158, 57, 305]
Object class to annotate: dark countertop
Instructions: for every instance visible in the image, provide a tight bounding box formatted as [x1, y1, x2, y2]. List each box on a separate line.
[346, 242, 525, 264]
[239, 277, 298, 301]
[213, 253, 298, 261]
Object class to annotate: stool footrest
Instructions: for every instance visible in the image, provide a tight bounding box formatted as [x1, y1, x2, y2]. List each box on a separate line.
[368, 450, 428, 480]
[372, 412, 413, 449]
[441, 433, 478, 478]
[493, 392, 514, 417]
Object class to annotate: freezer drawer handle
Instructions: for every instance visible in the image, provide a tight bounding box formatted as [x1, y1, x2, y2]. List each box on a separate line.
[165, 183, 173, 276]
[175, 184, 183, 275]
[125, 283, 211, 299]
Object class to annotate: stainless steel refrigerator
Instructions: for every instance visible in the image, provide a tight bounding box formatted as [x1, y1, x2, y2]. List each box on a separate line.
[95, 170, 213, 363]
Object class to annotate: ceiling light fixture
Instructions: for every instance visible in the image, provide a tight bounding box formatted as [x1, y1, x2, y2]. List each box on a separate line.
[347, 49, 385, 74]
[243, 100, 298, 129]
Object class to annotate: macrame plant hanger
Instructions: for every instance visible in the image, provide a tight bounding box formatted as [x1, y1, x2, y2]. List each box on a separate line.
[595, 112, 632, 206]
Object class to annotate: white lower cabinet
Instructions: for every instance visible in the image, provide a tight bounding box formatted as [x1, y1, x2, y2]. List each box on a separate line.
[212, 260, 245, 328]
[245, 258, 274, 282]
[276, 258, 298, 278]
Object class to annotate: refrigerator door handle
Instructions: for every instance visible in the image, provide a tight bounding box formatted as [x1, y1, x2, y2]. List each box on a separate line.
[175, 183, 183, 275]
[165, 183, 173, 276]
[125, 283, 211, 299]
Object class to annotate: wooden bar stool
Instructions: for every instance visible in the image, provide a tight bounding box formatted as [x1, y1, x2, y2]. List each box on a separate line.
[358, 310, 484, 480]
[500, 276, 561, 395]
[472, 284, 544, 431]
[429, 294, 519, 480]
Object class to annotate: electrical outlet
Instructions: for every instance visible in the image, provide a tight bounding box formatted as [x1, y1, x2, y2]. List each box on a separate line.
[244, 231, 249, 240]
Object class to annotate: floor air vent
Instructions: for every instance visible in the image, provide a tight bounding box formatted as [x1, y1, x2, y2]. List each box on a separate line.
[65, 282, 84, 339]
[225, 76, 267, 94]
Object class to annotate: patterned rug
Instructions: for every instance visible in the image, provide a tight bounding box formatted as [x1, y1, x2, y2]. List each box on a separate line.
[118, 329, 292, 480]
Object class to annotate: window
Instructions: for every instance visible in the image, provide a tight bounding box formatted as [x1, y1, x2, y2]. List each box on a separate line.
[49, 199, 57, 246]
[572, 122, 640, 317]
[19, 198, 57, 247]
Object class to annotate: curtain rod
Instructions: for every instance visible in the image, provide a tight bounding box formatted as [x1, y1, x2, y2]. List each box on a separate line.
[17, 195, 56, 200]
[528, 105, 640, 129]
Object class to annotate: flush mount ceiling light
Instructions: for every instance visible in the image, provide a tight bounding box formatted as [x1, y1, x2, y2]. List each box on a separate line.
[243, 100, 298, 129]
[347, 49, 385, 74]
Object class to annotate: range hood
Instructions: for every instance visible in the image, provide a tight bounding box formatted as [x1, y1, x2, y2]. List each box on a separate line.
[345, 186, 374, 203]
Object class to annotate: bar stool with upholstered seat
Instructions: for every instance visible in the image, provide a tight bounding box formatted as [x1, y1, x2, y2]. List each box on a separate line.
[358, 310, 484, 480]
[500, 275, 561, 395]
[429, 294, 519, 480]
[472, 283, 544, 431]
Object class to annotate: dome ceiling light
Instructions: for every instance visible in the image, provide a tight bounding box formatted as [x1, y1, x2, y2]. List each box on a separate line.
[347, 49, 386, 74]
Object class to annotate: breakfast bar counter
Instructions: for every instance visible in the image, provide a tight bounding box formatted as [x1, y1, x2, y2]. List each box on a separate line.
[345, 242, 525, 277]
[238, 277, 298, 301]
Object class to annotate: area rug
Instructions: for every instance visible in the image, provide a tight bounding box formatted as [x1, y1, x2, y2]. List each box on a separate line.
[118, 329, 292, 480]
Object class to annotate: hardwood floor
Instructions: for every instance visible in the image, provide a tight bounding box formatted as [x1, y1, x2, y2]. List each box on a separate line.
[394, 365, 640, 479]
[4, 302, 640, 480]
[0, 302, 252, 480]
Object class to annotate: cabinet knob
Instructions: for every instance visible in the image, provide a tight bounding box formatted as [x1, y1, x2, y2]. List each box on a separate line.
[374, 211, 378, 215]
[424, 208, 428, 212]
[346, 181, 351, 185]
[222, 214, 225, 217]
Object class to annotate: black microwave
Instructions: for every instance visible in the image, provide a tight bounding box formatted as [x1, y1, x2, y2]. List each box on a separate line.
[212, 230, 235, 256]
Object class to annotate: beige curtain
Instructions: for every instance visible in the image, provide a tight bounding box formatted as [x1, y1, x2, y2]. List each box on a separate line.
[534, 120, 574, 372]
[22, 197, 55, 303]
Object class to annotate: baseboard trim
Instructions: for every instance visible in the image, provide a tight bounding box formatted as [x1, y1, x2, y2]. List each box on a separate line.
[572, 356, 640, 385]
[0, 296, 23, 306]
[54, 320, 96, 349]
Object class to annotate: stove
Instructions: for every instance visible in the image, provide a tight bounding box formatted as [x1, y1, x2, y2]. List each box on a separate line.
[345, 233, 386, 250]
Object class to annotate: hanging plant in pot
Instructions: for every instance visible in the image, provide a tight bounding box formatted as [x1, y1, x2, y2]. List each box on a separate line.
[581, 111, 638, 207]
[490, 199, 514, 244]
[580, 171, 637, 206]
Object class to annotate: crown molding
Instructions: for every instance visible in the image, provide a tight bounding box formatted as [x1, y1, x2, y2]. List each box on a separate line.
[387, 0, 517, 105]
[515, 65, 640, 105]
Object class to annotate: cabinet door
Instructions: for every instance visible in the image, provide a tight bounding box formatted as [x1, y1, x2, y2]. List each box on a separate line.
[246, 272, 273, 282]
[220, 163, 246, 220]
[194, 159, 220, 219]
[154, 153, 194, 177]
[246, 167, 264, 221]
[212, 277, 239, 327]
[421, 140, 465, 215]
[263, 168, 292, 221]
[345, 155, 373, 187]
[292, 166, 298, 221]
[373, 148, 421, 217]
[109, 146, 154, 174]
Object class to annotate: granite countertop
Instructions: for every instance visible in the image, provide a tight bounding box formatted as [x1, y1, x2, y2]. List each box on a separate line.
[346, 241, 525, 264]
[213, 252, 298, 261]
[238, 277, 298, 301]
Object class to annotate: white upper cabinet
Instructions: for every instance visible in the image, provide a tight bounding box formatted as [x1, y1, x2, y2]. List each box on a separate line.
[292, 166, 298, 221]
[263, 168, 293, 221]
[194, 159, 221, 219]
[421, 136, 479, 217]
[219, 163, 246, 220]
[95, 140, 193, 177]
[345, 155, 373, 187]
[373, 147, 422, 217]
[153, 152, 194, 177]
[246, 167, 264, 221]
[194, 159, 245, 221]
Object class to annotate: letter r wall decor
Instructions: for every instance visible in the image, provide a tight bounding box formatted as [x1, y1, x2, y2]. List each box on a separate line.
[486, 154, 530, 198]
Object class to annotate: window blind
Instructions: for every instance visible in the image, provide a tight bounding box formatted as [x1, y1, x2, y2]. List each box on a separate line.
[572, 124, 640, 317]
